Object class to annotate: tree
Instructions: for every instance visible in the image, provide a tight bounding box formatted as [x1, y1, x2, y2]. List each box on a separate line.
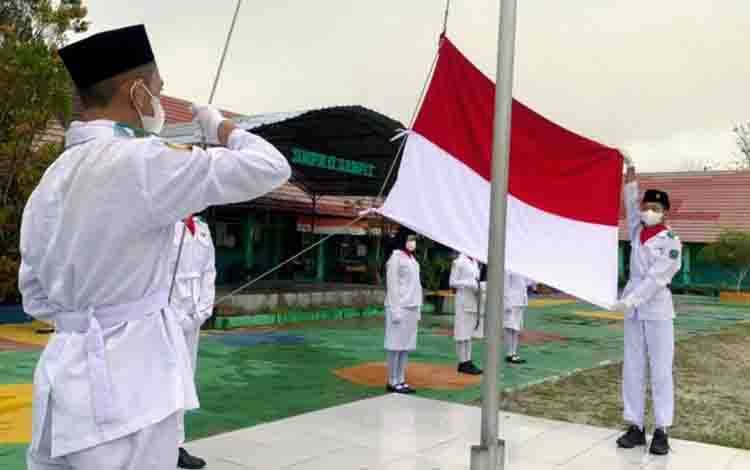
[733, 123, 750, 169]
[0, 0, 88, 301]
[416, 238, 453, 292]
[678, 158, 718, 172]
[0, 0, 43, 41]
[1, 1, 86, 43]
[700, 231, 750, 293]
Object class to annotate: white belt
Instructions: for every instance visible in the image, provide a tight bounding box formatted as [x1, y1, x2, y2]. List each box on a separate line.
[54, 289, 169, 427]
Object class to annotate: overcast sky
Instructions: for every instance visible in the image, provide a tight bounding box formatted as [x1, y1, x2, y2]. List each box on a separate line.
[77, 0, 749, 172]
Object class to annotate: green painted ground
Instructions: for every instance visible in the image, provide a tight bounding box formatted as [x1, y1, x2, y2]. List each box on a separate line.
[1, 296, 749, 469]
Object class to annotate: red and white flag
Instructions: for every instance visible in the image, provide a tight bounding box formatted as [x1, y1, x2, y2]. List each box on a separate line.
[378, 38, 623, 308]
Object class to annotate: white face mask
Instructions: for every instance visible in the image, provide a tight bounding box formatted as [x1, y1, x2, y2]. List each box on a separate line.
[640, 209, 663, 227]
[131, 82, 165, 135]
[405, 240, 417, 252]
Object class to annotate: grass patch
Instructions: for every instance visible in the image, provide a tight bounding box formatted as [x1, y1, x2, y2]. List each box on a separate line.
[496, 323, 750, 450]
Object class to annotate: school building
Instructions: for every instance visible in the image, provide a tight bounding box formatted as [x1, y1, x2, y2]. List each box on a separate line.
[45, 94, 750, 294]
[618, 171, 750, 292]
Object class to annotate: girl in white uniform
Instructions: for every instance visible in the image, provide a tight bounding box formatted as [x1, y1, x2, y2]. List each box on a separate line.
[614, 164, 682, 456]
[384, 229, 423, 394]
[449, 253, 483, 374]
[503, 272, 534, 364]
[170, 217, 216, 469]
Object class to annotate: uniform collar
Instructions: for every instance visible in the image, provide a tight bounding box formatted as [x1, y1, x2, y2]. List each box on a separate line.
[398, 249, 416, 259]
[114, 122, 155, 138]
[65, 120, 154, 149]
[640, 223, 668, 244]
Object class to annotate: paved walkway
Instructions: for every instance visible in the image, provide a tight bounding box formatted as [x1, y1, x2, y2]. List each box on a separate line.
[185, 394, 750, 470]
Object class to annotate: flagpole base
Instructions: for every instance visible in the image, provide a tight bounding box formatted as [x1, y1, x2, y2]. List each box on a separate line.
[470, 439, 506, 470]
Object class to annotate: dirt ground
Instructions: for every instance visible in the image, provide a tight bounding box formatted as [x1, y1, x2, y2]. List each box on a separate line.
[335, 361, 482, 390]
[498, 323, 750, 450]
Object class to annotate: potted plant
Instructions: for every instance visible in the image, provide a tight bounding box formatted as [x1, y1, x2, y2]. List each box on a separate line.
[699, 231, 750, 303]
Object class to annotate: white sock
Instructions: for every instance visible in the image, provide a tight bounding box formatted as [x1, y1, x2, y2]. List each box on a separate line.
[457, 340, 471, 363]
[513, 330, 521, 355]
[456, 342, 465, 363]
[386, 351, 398, 385]
[504, 329, 514, 356]
[398, 351, 409, 384]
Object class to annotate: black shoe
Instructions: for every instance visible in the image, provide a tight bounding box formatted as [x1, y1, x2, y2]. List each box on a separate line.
[506, 355, 526, 364]
[616, 425, 646, 449]
[649, 428, 670, 455]
[386, 384, 398, 393]
[458, 361, 483, 375]
[178, 447, 206, 469]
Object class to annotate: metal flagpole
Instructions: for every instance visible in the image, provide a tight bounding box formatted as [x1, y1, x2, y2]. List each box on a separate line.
[470, 0, 518, 469]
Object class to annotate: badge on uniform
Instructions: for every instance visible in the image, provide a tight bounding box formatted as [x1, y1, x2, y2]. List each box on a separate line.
[669, 249, 679, 259]
[165, 142, 194, 151]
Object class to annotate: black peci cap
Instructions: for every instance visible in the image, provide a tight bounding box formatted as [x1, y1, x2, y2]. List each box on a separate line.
[642, 189, 670, 210]
[59, 24, 155, 89]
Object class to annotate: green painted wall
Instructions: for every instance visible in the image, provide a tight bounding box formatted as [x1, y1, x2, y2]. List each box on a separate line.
[618, 241, 750, 291]
[316, 240, 326, 282]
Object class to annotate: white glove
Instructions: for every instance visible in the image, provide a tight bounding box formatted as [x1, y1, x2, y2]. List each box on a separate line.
[620, 149, 635, 168]
[191, 104, 226, 145]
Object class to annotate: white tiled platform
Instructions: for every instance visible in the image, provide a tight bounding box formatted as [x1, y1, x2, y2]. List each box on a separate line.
[184, 395, 749, 470]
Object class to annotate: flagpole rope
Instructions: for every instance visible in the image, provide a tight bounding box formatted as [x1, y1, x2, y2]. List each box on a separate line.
[375, 134, 408, 202]
[375, 41, 441, 202]
[216, 4, 448, 307]
[215, 215, 366, 305]
[442, 0, 451, 36]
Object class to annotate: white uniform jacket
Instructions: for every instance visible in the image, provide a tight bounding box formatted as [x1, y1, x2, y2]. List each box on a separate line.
[504, 272, 532, 309]
[169, 218, 216, 333]
[384, 250, 423, 351]
[18, 120, 290, 457]
[450, 255, 482, 340]
[450, 255, 480, 312]
[620, 182, 682, 320]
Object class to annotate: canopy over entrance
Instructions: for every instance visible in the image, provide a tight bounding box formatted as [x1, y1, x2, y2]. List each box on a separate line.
[162, 105, 405, 197]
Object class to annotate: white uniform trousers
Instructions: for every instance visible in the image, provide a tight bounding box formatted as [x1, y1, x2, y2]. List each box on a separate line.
[28, 411, 179, 470]
[178, 327, 201, 446]
[622, 318, 675, 428]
